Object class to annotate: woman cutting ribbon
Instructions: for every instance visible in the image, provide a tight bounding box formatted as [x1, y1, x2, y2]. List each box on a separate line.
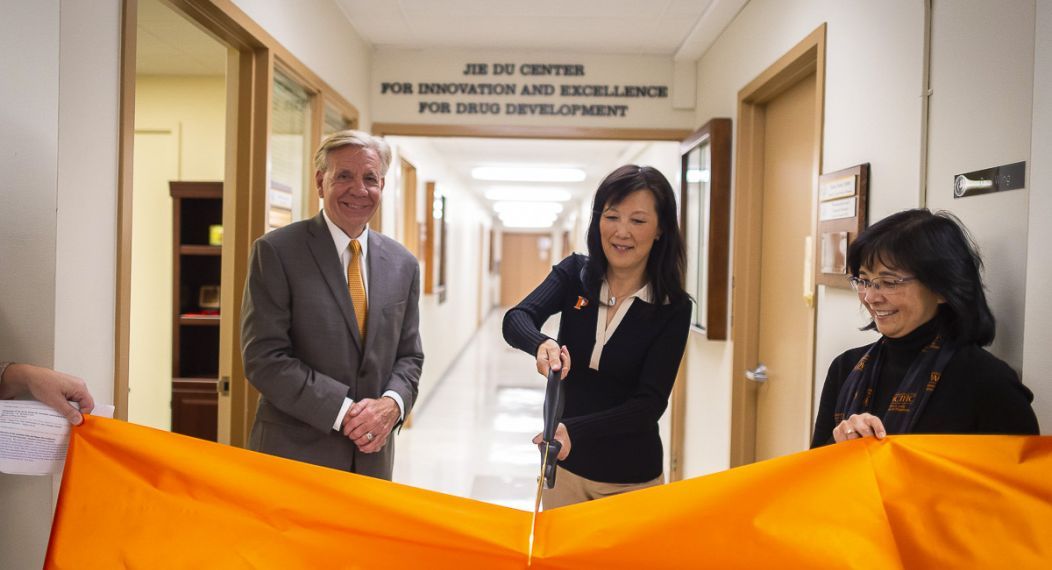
[503, 165, 691, 509]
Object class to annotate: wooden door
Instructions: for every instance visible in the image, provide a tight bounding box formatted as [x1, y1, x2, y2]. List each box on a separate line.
[400, 158, 420, 257]
[730, 25, 825, 466]
[752, 73, 817, 460]
[500, 232, 553, 307]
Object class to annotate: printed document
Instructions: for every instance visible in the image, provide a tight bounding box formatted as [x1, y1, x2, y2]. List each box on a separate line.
[0, 400, 114, 475]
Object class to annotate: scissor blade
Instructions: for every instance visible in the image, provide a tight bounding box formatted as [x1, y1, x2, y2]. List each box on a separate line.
[527, 442, 549, 566]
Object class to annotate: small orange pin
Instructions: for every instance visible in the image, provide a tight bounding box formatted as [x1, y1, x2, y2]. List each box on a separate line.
[574, 296, 589, 310]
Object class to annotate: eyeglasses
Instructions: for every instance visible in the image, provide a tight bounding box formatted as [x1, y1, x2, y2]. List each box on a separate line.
[848, 275, 918, 294]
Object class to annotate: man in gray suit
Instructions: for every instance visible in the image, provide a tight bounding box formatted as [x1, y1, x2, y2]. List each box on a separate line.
[241, 130, 423, 479]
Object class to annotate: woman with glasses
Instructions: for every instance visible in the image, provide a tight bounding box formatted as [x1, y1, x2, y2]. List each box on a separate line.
[503, 165, 691, 508]
[811, 209, 1038, 448]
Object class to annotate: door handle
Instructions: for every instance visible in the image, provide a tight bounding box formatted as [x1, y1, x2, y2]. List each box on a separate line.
[745, 363, 768, 383]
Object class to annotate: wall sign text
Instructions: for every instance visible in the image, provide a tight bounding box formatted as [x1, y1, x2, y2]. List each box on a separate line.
[378, 62, 670, 118]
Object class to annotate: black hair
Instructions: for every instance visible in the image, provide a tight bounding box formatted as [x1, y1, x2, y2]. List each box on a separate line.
[584, 165, 688, 306]
[847, 208, 995, 346]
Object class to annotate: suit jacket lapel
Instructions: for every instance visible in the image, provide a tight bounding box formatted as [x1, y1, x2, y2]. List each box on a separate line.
[364, 231, 391, 350]
[305, 213, 363, 352]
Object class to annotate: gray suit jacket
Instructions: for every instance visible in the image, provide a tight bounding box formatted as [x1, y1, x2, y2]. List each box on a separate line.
[241, 213, 423, 479]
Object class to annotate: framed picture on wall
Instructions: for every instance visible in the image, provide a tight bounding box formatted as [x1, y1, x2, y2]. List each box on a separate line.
[680, 118, 732, 340]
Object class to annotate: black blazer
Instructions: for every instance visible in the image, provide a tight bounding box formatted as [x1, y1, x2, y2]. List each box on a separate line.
[503, 254, 691, 483]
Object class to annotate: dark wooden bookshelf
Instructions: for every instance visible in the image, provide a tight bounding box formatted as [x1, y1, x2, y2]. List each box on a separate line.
[170, 181, 222, 442]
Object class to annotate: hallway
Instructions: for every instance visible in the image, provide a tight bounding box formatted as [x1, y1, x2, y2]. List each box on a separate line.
[393, 309, 558, 510]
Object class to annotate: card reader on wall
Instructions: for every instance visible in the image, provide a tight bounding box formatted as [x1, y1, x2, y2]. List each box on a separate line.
[954, 161, 1025, 199]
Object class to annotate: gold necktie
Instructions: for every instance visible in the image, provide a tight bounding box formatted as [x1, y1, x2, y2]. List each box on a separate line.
[347, 240, 368, 341]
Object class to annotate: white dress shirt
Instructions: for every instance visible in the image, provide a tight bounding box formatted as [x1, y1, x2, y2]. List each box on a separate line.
[322, 211, 405, 431]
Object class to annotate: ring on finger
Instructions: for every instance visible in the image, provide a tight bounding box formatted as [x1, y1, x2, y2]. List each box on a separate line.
[844, 428, 855, 435]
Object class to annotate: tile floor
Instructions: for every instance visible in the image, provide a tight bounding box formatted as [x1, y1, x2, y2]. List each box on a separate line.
[392, 309, 557, 510]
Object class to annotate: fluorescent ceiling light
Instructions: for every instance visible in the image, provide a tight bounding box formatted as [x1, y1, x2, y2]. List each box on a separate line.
[472, 166, 586, 182]
[499, 212, 557, 228]
[499, 212, 558, 223]
[500, 218, 556, 229]
[492, 201, 563, 215]
[686, 169, 710, 183]
[484, 187, 572, 202]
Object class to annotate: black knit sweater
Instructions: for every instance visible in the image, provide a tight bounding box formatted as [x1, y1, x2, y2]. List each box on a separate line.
[811, 316, 1039, 448]
[503, 254, 691, 483]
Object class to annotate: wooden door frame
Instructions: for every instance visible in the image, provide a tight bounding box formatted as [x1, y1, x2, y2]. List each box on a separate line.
[115, 0, 358, 448]
[669, 361, 687, 481]
[399, 157, 420, 258]
[116, 0, 271, 437]
[729, 24, 826, 467]
[423, 182, 437, 294]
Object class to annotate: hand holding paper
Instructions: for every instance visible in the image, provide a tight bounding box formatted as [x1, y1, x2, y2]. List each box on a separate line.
[0, 363, 95, 425]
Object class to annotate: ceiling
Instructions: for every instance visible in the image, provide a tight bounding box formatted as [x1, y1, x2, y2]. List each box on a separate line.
[137, 0, 226, 76]
[388, 136, 677, 218]
[136, 0, 747, 227]
[333, 0, 723, 58]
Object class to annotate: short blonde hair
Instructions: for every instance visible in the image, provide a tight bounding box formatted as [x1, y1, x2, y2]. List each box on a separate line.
[313, 130, 392, 176]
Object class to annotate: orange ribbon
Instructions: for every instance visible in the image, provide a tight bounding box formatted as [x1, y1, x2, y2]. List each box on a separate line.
[47, 418, 1051, 568]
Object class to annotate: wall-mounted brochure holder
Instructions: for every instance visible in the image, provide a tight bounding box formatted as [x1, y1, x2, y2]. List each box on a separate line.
[815, 164, 868, 289]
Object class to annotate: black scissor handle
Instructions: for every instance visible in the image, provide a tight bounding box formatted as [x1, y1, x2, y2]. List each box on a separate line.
[539, 366, 565, 488]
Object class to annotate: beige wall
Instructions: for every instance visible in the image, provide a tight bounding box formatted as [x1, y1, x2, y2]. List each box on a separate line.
[135, 76, 227, 179]
[128, 75, 226, 430]
[0, 1, 122, 568]
[232, 0, 373, 129]
[0, 5, 63, 568]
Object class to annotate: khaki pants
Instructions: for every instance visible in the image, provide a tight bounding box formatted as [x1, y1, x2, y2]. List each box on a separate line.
[542, 466, 664, 510]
